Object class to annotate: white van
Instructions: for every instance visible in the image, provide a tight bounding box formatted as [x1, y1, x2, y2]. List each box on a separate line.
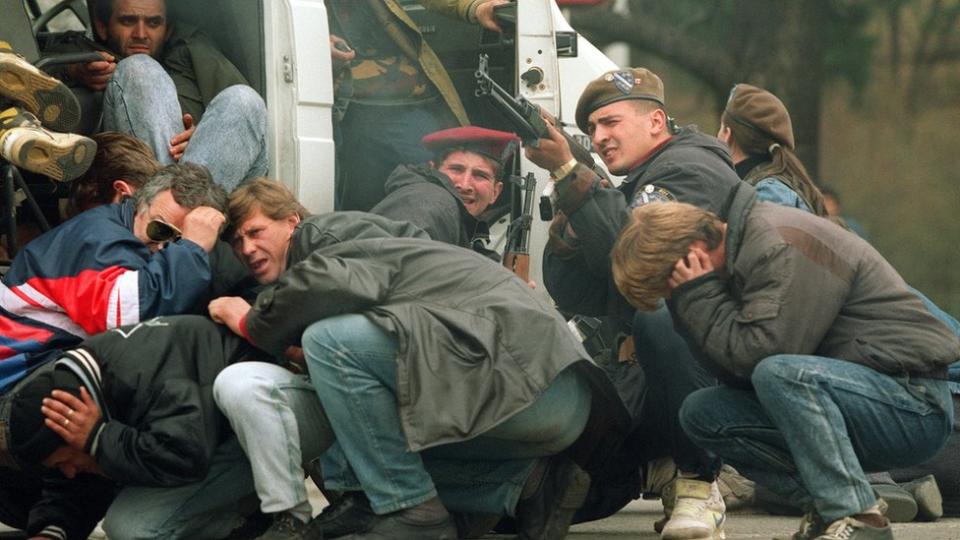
[31, 0, 617, 291]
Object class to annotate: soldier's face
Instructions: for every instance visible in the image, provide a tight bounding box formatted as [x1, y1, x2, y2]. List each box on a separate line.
[587, 101, 662, 176]
[437, 151, 502, 217]
[95, 0, 170, 59]
[231, 207, 300, 284]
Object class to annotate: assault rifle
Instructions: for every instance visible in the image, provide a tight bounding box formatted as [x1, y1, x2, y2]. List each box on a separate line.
[502, 172, 536, 282]
[474, 54, 607, 221]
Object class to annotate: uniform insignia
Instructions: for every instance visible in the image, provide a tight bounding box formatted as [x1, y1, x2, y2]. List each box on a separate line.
[611, 70, 636, 95]
[630, 183, 676, 208]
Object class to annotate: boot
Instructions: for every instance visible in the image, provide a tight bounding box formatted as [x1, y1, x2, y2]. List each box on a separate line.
[0, 41, 82, 132]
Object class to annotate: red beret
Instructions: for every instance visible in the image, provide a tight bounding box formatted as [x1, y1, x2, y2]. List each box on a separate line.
[421, 126, 520, 166]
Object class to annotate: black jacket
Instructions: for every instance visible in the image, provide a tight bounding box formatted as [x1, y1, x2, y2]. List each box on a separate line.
[19, 315, 263, 539]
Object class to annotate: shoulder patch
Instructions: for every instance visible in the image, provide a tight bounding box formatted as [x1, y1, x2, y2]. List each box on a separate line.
[630, 184, 677, 208]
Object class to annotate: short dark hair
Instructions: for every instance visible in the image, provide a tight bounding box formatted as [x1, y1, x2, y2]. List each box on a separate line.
[67, 132, 160, 216]
[134, 163, 227, 214]
[92, 0, 167, 25]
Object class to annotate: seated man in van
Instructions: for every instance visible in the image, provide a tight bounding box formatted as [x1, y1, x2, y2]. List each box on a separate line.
[370, 125, 518, 256]
[67, 0, 267, 190]
[210, 178, 621, 540]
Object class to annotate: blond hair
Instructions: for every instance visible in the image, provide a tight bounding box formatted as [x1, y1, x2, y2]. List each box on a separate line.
[611, 202, 724, 311]
[227, 178, 309, 235]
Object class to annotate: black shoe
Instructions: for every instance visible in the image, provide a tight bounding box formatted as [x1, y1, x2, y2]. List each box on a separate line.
[340, 512, 457, 540]
[453, 511, 501, 538]
[515, 456, 591, 540]
[301, 491, 376, 539]
[255, 512, 309, 540]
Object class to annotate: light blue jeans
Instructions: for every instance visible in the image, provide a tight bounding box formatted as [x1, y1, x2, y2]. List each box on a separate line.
[101, 437, 256, 540]
[303, 314, 592, 516]
[213, 361, 336, 522]
[680, 354, 954, 522]
[101, 55, 268, 191]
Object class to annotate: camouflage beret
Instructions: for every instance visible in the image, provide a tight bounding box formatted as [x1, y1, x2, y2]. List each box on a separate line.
[723, 84, 795, 150]
[575, 68, 665, 133]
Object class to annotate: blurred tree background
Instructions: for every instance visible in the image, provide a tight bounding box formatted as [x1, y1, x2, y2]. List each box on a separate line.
[566, 0, 960, 316]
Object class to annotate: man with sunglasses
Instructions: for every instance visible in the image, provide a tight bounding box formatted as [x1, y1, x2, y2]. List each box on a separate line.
[0, 162, 226, 396]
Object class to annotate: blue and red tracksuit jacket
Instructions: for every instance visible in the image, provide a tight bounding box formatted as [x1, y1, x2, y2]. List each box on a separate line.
[0, 199, 213, 391]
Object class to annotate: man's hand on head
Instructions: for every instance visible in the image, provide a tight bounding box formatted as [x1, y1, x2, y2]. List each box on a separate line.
[169, 114, 195, 162]
[524, 119, 575, 174]
[209, 296, 252, 337]
[67, 51, 116, 91]
[41, 387, 101, 451]
[180, 206, 226, 252]
[474, 0, 511, 32]
[668, 247, 715, 290]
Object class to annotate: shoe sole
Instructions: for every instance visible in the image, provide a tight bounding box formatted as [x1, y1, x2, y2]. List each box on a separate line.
[539, 464, 591, 540]
[10, 135, 96, 182]
[907, 475, 943, 521]
[0, 57, 81, 132]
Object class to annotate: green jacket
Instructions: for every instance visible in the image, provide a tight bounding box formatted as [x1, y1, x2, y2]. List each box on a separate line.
[161, 23, 249, 122]
[243, 212, 617, 451]
[670, 184, 960, 385]
[350, 0, 471, 125]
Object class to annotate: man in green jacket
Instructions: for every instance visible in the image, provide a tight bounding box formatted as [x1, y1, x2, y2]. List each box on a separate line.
[610, 185, 959, 540]
[329, 0, 509, 211]
[210, 178, 622, 539]
[68, 0, 267, 191]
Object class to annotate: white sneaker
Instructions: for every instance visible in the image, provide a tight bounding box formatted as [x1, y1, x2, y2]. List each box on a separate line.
[660, 478, 726, 539]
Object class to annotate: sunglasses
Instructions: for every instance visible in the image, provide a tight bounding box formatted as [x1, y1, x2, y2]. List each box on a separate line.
[146, 219, 182, 243]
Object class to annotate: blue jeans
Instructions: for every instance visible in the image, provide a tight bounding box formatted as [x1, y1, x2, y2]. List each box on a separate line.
[101, 55, 268, 191]
[680, 354, 954, 522]
[336, 100, 455, 211]
[213, 362, 335, 521]
[303, 314, 591, 516]
[101, 437, 256, 540]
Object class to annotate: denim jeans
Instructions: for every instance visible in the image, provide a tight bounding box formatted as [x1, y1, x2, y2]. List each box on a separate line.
[680, 354, 954, 522]
[101, 55, 268, 191]
[303, 314, 591, 516]
[629, 304, 722, 479]
[101, 437, 256, 540]
[336, 100, 456, 211]
[213, 361, 336, 521]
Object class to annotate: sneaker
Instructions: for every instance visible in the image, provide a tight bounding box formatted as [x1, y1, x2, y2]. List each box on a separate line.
[0, 106, 95, 181]
[871, 482, 917, 522]
[0, 41, 81, 132]
[660, 478, 726, 539]
[654, 474, 677, 534]
[901, 474, 943, 522]
[301, 491, 376, 539]
[716, 465, 755, 511]
[776, 511, 826, 540]
[814, 515, 893, 540]
[338, 511, 457, 540]
[255, 512, 308, 540]
[515, 456, 591, 540]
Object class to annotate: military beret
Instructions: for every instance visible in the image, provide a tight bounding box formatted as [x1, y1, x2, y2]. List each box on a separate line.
[723, 83, 795, 150]
[421, 126, 520, 169]
[575, 68, 665, 133]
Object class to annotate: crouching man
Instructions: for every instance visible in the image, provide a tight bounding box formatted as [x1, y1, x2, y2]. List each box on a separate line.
[210, 179, 624, 539]
[0, 315, 269, 540]
[609, 185, 959, 540]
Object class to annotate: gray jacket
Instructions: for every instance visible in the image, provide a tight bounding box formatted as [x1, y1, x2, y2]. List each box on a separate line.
[244, 212, 623, 450]
[671, 184, 960, 384]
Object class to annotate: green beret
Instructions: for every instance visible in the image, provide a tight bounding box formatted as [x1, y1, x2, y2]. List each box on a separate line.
[723, 83, 795, 150]
[575, 68, 665, 133]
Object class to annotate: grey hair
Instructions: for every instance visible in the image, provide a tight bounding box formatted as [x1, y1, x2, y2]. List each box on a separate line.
[134, 163, 227, 214]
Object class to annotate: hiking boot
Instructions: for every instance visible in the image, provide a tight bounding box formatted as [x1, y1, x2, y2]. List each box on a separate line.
[900, 474, 943, 521]
[814, 515, 893, 540]
[660, 478, 726, 539]
[775, 511, 827, 540]
[0, 106, 95, 181]
[301, 491, 376, 539]
[515, 456, 592, 540]
[255, 512, 308, 540]
[338, 512, 457, 540]
[0, 41, 81, 132]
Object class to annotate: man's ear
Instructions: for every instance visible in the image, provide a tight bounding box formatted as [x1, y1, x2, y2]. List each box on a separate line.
[112, 180, 136, 202]
[286, 213, 301, 235]
[649, 108, 667, 136]
[93, 18, 108, 42]
[491, 181, 504, 204]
